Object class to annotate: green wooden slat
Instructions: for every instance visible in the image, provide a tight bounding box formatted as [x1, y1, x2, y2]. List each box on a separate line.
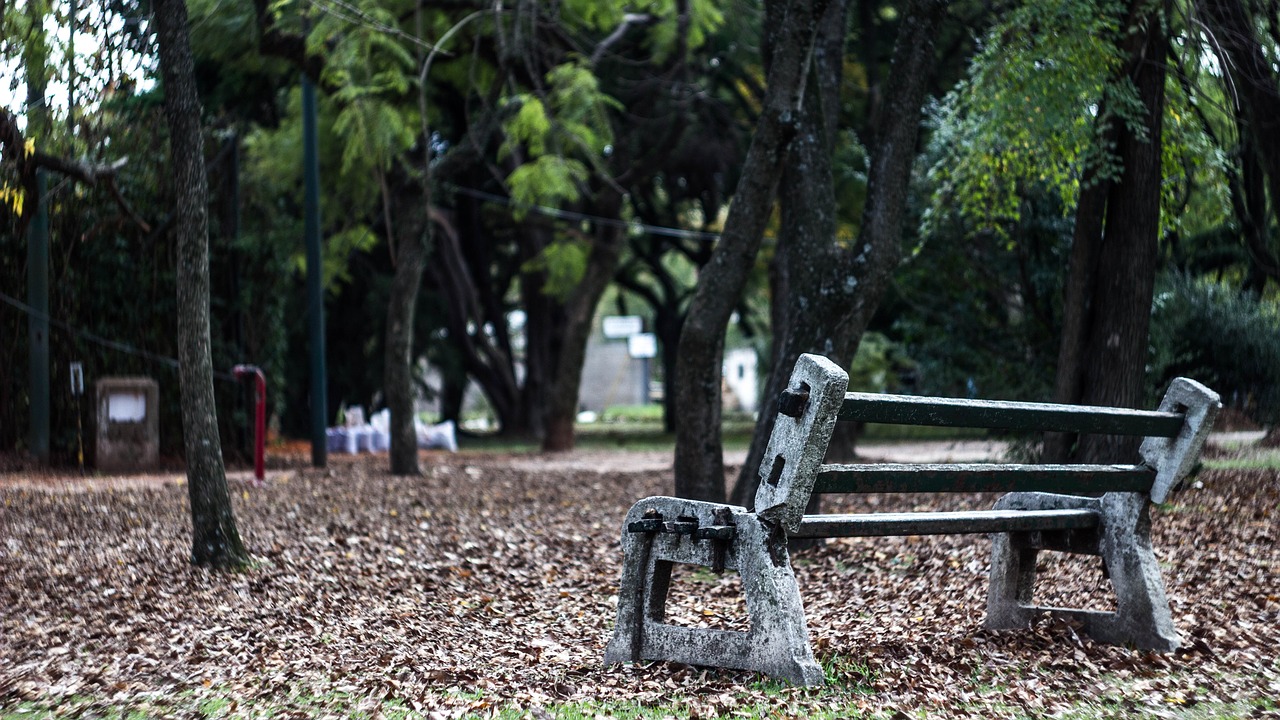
[790, 508, 1101, 538]
[813, 463, 1155, 494]
[838, 392, 1184, 437]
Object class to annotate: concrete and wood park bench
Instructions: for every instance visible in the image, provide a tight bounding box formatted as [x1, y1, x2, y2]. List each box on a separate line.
[604, 353, 1221, 685]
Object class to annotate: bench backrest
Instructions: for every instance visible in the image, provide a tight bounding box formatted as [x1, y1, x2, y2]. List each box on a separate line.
[752, 354, 1221, 532]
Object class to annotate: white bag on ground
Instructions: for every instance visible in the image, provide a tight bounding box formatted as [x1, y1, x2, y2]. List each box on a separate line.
[415, 418, 458, 452]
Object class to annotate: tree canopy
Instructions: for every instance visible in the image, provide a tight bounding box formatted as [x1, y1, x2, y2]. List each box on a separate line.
[2, 0, 1278, 483]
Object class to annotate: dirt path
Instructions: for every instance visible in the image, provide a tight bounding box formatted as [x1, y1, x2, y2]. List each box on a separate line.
[3, 433, 1260, 489]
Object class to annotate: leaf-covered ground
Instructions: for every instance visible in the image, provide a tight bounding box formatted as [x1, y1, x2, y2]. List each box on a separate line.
[1, 444, 1277, 718]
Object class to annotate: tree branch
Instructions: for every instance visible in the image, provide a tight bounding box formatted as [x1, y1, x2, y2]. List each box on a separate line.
[589, 13, 655, 67]
[2, 106, 150, 232]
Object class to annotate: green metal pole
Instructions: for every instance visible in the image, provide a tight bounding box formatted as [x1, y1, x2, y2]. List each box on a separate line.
[28, 169, 49, 463]
[303, 74, 328, 468]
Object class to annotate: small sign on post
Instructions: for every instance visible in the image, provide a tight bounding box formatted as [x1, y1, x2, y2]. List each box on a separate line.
[69, 363, 84, 396]
[70, 362, 84, 474]
[602, 315, 643, 339]
[627, 333, 657, 359]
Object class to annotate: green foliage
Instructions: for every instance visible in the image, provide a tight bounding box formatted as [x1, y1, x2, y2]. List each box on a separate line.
[520, 235, 590, 300]
[501, 96, 552, 158]
[290, 225, 380, 290]
[645, 0, 727, 61]
[892, 168, 1069, 401]
[847, 332, 916, 393]
[1159, 42, 1233, 241]
[927, 0, 1231, 242]
[240, 87, 384, 296]
[544, 61, 622, 156]
[559, 0, 726, 60]
[310, 1, 418, 174]
[1148, 273, 1280, 424]
[501, 59, 620, 217]
[924, 0, 1235, 241]
[507, 156, 591, 216]
[926, 0, 1127, 234]
[330, 97, 416, 174]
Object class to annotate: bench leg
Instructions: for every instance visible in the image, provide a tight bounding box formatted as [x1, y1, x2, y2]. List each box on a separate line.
[604, 496, 824, 686]
[1087, 493, 1180, 650]
[984, 492, 1179, 651]
[986, 529, 1040, 630]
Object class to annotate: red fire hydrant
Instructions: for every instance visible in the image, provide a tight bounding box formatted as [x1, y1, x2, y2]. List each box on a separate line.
[233, 365, 266, 484]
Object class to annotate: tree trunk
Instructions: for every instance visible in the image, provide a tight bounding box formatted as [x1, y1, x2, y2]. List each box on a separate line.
[732, 0, 850, 506]
[519, 221, 560, 441]
[427, 206, 529, 437]
[1043, 165, 1111, 462]
[155, 0, 248, 569]
[673, 0, 829, 502]
[542, 189, 626, 452]
[1074, 0, 1169, 463]
[385, 186, 427, 475]
[730, 0, 946, 506]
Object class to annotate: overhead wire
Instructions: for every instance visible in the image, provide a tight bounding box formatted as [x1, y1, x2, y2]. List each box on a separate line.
[0, 289, 237, 382]
[446, 183, 724, 242]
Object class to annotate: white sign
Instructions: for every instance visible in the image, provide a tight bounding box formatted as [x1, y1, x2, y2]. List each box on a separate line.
[108, 392, 147, 422]
[69, 362, 84, 396]
[602, 315, 643, 338]
[628, 333, 657, 359]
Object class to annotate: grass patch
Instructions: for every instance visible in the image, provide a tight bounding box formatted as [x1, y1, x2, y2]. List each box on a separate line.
[1202, 450, 1280, 471]
[1, 690, 898, 720]
[823, 655, 880, 694]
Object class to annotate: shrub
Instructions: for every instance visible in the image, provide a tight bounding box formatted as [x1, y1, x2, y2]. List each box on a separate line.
[1149, 273, 1280, 425]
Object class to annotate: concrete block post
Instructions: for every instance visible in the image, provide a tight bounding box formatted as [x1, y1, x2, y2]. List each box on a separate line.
[93, 377, 160, 472]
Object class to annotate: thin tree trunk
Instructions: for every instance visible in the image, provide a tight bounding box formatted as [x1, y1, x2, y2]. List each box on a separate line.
[155, 0, 248, 568]
[542, 189, 626, 451]
[673, 0, 829, 502]
[385, 193, 427, 475]
[732, 0, 850, 506]
[519, 221, 559, 441]
[1200, 0, 1280, 233]
[1043, 166, 1111, 462]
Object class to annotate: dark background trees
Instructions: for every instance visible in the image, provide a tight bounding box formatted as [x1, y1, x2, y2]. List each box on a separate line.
[3, 0, 1279, 512]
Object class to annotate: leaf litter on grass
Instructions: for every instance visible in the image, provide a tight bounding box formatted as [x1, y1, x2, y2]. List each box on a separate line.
[1, 448, 1278, 718]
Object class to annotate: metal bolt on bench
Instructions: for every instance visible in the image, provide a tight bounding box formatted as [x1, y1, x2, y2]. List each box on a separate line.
[604, 353, 1220, 685]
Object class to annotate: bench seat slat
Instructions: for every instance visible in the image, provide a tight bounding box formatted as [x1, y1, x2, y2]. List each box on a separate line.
[839, 392, 1185, 437]
[791, 508, 1101, 538]
[814, 463, 1155, 494]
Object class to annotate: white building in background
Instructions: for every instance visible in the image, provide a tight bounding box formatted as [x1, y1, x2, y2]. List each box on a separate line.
[415, 309, 761, 421]
[722, 346, 758, 413]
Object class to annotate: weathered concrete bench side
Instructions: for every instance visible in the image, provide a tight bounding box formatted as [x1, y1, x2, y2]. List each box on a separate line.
[985, 377, 1220, 649]
[603, 355, 848, 685]
[602, 496, 824, 685]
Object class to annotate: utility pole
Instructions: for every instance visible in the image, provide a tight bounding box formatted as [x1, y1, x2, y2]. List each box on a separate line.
[303, 73, 328, 468]
[28, 169, 49, 463]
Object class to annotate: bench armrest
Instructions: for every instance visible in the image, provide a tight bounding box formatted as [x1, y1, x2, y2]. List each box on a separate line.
[753, 353, 849, 531]
[1140, 377, 1221, 504]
